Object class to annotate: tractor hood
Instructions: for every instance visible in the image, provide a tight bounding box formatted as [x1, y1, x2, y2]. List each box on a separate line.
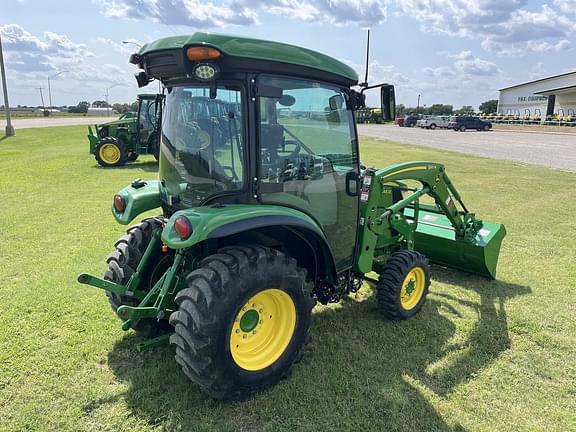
[95, 116, 136, 129]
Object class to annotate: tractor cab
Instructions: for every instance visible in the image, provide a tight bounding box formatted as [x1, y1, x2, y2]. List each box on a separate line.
[79, 33, 505, 401]
[136, 94, 162, 152]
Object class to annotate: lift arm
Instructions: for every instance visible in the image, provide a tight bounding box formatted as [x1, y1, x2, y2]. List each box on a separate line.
[355, 161, 505, 278]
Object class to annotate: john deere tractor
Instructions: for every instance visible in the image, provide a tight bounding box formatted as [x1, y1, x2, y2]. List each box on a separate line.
[79, 33, 506, 400]
[88, 94, 162, 167]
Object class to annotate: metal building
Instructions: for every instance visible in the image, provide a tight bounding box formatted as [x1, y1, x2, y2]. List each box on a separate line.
[498, 71, 576, 119]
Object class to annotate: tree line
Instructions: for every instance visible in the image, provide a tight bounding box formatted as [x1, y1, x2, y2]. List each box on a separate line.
[67, 100, 139, 114]
[395, 99, 498, 117]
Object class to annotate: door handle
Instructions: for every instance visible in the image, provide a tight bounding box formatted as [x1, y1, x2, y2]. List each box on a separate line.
[345, 171, 359, 197]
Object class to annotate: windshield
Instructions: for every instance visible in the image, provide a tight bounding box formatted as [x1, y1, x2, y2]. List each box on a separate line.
[160, 85, 244, 208]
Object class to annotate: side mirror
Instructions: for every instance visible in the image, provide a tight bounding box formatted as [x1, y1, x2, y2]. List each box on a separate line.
[350, 91, 366, 110]
[380, 84, 396, 122]
[135, 71, 153, 88]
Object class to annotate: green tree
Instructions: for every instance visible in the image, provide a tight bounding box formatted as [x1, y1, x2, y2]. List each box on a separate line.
[68, 101, 89, 114]
[92, 100, 110, 108]
[455, 105, 474, 115]
[479, 99, 498, 114]
[427, 104, 453, 115]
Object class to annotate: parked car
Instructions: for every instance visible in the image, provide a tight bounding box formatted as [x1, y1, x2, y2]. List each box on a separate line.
[420, 115, 451, 129]
[449, 116, 492, 131]
[404, 114, 419, 127]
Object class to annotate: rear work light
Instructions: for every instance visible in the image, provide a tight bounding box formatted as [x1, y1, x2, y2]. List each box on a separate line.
[186, 46, 221, 61]
[114, 194, 126, 213]
[174, 216, 192, 240]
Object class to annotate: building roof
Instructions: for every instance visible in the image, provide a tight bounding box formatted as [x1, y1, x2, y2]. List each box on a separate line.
[499, 70, 576, 91]
[534, 84, 576, 96]
[139, 32, 358, 84]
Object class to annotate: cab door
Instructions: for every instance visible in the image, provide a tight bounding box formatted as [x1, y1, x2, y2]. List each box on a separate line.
[256, 75, 359, 271]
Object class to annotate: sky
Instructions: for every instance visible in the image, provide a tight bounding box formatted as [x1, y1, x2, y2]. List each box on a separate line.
[1, 0, 575, 110]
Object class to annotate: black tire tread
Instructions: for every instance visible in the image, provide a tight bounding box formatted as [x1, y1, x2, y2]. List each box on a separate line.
[169, 245, 314, 400]
[376, 250, 431, 321]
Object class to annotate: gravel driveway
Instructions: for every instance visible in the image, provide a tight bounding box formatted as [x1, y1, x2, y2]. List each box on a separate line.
[358, 124, 576, 172]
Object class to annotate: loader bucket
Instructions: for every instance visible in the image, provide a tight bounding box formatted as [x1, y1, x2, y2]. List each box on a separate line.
[406, 208, 506, 279]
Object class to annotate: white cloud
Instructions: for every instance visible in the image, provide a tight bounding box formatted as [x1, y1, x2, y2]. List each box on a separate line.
[262, 0, 387, 26]
[98, 0, 387, 27]
[392, 1, 576, 56]
[99, 0, 258, 27]
[553, 0, 576, 13]
[94, 37, 140, 55]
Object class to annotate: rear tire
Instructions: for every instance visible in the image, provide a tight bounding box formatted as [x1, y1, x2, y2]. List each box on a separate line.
[430, 123, 437, 130]
[459, 125, 466, 132]
[169, 245, 314, 400]
[104, 218, 173, 338]
[376, 250, 430, 320]
[483, 124, 490, 131]
[95, 137, 128, 167]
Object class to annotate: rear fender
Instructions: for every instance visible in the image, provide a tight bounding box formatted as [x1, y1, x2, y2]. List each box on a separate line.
[162, 205, 338, 285]
[112, 180, 162, 225]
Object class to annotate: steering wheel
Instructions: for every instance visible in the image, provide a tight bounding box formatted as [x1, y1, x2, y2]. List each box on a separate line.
[278, 139, 301, 158]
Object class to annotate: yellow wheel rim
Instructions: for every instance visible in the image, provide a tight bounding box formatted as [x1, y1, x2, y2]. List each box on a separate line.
[99, 143, 121, 164]
[400, 267, 425, 310]
[230, 288, 296, 371]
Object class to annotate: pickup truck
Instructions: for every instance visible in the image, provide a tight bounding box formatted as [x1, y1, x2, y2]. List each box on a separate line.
[419, 115, 451, 129]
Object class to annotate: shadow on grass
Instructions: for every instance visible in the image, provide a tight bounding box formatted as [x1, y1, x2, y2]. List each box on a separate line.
[93, 161, 158, 172]
[97, 273, 530, 431]
[0, 135, 12, 142]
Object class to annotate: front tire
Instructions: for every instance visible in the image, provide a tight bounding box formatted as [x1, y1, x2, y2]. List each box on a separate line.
[376, 250, 430, 320]
[430, 123, 437, 130]
[169, 245, 314, 400]
[459, 125, 467, 132]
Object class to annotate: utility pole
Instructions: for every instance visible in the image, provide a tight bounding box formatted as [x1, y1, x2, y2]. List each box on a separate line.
[417, 94, 421, 115]
[36, 87, 46, 113]
[47, 70, 68, 108]
[105, 84, 119, 116]
[0, 32, 15, 136]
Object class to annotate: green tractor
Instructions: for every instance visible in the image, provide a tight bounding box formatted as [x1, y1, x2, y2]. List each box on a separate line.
[79, 33, 506, 400]
[88, 94, 162, 167]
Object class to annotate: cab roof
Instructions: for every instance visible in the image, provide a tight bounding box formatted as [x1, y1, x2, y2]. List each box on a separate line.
[138, 32, 358, 85]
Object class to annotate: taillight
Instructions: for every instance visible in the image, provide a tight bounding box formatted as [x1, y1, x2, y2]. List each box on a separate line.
[174, 216, 192, 239]
[114, 194, 126, 212]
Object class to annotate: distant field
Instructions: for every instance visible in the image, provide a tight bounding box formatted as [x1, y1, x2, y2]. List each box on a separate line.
[0, 126, 574, 431]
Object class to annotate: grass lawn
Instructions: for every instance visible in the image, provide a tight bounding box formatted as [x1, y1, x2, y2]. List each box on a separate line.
[0, 127, 574, 431]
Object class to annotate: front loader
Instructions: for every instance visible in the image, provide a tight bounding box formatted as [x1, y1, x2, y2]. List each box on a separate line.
[79, 33, 506, 400]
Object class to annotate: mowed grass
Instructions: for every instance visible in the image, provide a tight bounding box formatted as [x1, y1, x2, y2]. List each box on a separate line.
[0, 127, 575, 432]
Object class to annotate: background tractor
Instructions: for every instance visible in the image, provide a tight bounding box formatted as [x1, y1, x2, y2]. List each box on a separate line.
[88, 94, 162, 167]
[79, 33, 506, 400]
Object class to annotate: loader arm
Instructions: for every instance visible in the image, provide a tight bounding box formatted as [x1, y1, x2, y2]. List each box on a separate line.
[355, 161, 505, 279]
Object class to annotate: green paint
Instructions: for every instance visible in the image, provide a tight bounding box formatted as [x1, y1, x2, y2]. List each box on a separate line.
[355, 162, 506, 278]
[161, 204, 324, 249]
[240, 310, 259, 333]
[88, 94, 161, 165]
[112, 179, 162, 225]
[138, 32, 358, 83]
